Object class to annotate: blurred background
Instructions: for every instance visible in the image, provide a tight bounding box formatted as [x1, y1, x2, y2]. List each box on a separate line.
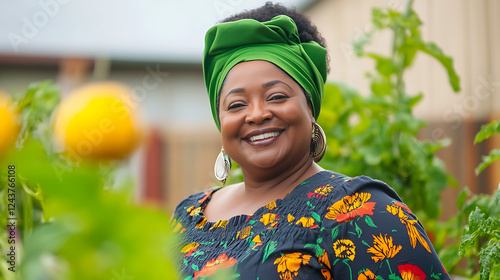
[1, 0, 499, 217]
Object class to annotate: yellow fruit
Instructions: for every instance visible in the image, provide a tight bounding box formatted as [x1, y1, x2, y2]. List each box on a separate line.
[53, 82, 142, 160]
[0, 92, 20, 157]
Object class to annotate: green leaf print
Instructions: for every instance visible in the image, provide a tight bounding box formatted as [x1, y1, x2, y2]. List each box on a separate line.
[365, 216, 377, 228]
[262, 241, 278, 263]
[332, 226, 339, 240]
[355, 222, 363, 238]
[312, 211, 321, 222]
[191, 264, 199, 271]
[305, 243, 323, 256]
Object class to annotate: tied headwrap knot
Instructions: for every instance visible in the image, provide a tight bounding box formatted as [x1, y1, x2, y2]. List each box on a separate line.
[203, 15, 327, 130]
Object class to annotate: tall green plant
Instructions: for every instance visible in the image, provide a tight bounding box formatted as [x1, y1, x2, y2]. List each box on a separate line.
[317, 1, 460, 224]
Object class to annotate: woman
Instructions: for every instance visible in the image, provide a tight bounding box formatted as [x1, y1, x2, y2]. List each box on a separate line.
[173, 3, 450, 280]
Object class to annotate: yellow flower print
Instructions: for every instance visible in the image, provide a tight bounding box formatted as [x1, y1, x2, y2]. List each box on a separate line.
[172, 220, 185, 233]
[195, 217, 207, 229]
[274, 252, 312, 280]
[180, 242, 199, 257]
[367, 234, 402, 263]
[307, 184, 333, 199]
[387, 203, 431, 253]
[333, 239, 356, 261]
[209, 220, 228, 230]
[260, 213, 279, 229]
[236, 226, 252, 239]
[265, 200, 277, 210]
[252, 235, 263, 249]
[186, 206, 202, 216]
[326, 192, 376, 223]
[295, 217, 318, 229]
[288, 214, 295, 222]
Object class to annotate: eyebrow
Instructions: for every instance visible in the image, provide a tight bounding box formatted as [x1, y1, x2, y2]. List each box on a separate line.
[222, 80, 294, 105]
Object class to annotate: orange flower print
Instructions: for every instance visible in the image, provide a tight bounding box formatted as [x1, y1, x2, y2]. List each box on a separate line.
[333, 239, 356, 261]
[318, 250, 331, 270]
[387, 203, 431, 253]
[357, 269, 377, 280]
[260, 213, 280, 229]
[307, 184, 333, 199]
[193, 253, 237, 279]
[326, 192, 376, 223]
[198, 189, 215, 204]
[180, 242, 199, 257]
[398, 264, 427, 280]
[274, 252, 312, 280]
[367, 234, 402, 263]
[321, 269, 332, 280]
[295, 217, 318, 229]
[318, 249, 332, 279]
[236, 226, 252, 239]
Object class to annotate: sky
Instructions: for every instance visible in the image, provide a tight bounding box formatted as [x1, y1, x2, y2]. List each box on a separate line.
[0, 0, 314, 63]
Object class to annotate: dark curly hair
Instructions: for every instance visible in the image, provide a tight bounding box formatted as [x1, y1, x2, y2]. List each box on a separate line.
[221, 2, 330, 72]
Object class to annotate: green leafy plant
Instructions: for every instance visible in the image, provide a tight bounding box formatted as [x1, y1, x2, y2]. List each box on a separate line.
[317, 0, 459, 226]
[0, 81, 179, 280]
[457, 122, 500, 280]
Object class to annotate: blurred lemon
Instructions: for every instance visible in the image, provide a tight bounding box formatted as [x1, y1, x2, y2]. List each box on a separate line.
[53, 82, 142, 160]
[0, 91, 20, 157]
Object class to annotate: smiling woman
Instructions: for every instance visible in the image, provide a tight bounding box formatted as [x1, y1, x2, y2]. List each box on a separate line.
[172, 2, 450, 280]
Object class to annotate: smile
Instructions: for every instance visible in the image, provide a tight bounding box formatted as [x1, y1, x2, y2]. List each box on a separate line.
[248, 131, 281, 142]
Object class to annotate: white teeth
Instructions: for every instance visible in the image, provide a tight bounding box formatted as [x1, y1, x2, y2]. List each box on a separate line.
[248, 131, 280, 142]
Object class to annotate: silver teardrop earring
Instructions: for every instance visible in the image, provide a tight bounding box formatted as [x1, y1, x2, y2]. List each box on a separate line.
[310, 123, 326, 162]
[214, 147, 232, 185]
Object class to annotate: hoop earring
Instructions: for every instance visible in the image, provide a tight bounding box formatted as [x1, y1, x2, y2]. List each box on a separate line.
[310, 123, 326, 162]
[214, 147, 232, 185]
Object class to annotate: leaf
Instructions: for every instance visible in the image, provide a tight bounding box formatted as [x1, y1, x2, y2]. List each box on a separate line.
[468, 207, 485, 232]
[478, 241, 500, 280]
[417, 42, 460, 92]
[475, 149, 500, 175]
[456, 189, 469, 210]
[475, 121, 500, 144]
[366, 53, 396, 77]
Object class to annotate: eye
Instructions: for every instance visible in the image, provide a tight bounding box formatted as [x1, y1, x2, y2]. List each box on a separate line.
[227, 102, 246, 110]
[268, 93, 288, 101]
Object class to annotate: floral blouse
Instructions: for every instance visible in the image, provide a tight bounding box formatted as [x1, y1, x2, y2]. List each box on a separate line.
[172, 170, 450, 280]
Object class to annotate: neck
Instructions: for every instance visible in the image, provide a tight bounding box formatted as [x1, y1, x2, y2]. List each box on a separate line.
[239, 157, 324, 198]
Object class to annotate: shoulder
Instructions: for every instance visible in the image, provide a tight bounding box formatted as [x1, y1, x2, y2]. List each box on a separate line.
[173, 187, 220, 219]
[309, 170, 402, 203]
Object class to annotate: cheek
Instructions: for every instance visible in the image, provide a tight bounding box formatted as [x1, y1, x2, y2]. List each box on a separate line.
[219, 113, 241, 143]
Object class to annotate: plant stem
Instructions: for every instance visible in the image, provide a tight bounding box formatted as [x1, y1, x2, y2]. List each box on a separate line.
[391, 0, 414, 157]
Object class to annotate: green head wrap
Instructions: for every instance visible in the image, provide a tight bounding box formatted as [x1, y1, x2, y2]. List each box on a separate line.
[203, 15, 327, 130]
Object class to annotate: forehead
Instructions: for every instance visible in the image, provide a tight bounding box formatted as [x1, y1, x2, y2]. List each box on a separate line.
[222, 60, 299, 89]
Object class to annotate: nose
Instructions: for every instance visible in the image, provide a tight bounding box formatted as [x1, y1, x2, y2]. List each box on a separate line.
[245, 101, 272, 124]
